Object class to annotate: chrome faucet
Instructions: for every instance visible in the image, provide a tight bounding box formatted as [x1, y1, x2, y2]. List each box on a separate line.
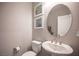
[54, 34, 62, 45]
[59, 41, 62, 45]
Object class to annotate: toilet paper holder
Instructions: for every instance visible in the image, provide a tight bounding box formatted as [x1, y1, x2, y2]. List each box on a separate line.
[13, 46, 20, 54]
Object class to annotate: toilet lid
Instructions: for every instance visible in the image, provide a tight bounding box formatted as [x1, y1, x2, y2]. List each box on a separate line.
[22, 51, 37, 56]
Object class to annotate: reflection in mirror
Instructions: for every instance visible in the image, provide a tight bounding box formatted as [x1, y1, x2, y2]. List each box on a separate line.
[47, 4, 72, 37]
[58, 14, 72, 36]
[47, 26, 53, 35]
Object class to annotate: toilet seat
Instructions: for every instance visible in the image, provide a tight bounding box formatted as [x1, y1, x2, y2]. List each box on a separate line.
[22, 51, 37, 56]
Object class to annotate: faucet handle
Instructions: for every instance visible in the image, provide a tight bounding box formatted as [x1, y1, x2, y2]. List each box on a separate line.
[56, 41, 60, 45]
[52, 41, 55, 44]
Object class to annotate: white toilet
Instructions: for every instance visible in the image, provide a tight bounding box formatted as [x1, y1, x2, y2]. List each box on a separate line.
[22, 40, 42, 56]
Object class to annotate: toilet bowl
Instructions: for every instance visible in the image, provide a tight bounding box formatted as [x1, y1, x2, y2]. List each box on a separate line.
[22, 40, 42, 56]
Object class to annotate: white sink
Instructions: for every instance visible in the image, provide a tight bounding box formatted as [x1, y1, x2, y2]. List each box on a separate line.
[42, 41, 73, 55]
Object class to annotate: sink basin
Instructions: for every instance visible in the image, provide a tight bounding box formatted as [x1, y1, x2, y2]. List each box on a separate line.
[42, 41, 73, 55]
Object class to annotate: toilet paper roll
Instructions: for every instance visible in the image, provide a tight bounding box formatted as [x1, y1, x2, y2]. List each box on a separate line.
[14, 46, 20, 52]
[16, 46, 20, 51]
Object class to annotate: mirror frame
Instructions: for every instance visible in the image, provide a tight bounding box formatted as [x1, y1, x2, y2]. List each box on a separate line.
[46, 4, 72, 37]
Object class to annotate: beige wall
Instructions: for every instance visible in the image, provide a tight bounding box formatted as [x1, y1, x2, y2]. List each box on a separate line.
[0, 2, 32, 56]
[33, 2, 79, 55]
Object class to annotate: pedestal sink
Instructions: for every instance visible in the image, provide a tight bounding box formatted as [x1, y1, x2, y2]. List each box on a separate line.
[42, 41, 73, 56]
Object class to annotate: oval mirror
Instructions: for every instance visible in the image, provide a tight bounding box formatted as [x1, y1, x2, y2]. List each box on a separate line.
[47, 4, 72, 37]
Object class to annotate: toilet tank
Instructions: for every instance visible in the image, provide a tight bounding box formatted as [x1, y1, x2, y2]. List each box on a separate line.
[32, 40, 42, 53]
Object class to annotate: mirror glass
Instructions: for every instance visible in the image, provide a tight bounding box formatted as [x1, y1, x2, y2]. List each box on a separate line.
[47, 4, 72, 37]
